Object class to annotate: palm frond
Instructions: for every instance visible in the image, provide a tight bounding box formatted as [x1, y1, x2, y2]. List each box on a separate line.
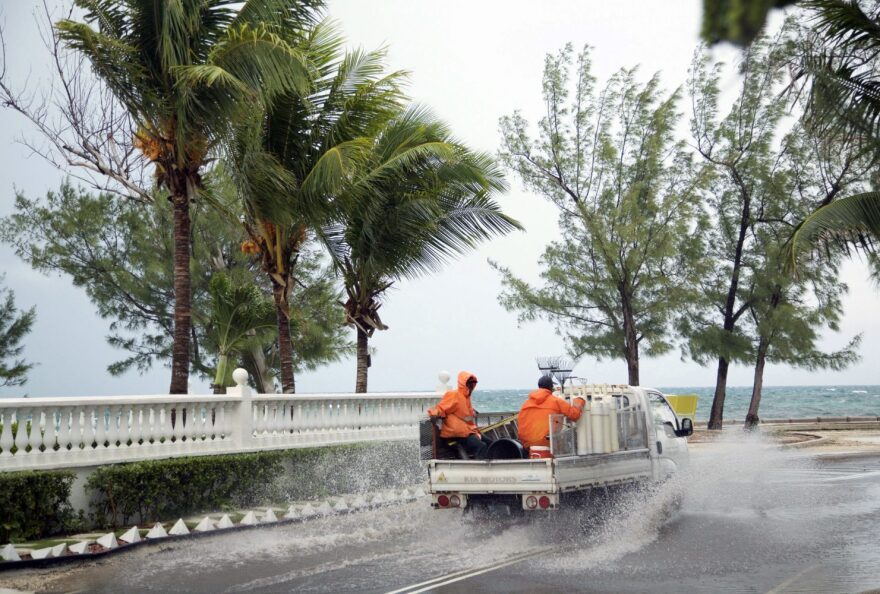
[783, 192, 880, 274]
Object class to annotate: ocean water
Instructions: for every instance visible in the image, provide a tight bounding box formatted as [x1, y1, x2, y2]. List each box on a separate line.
[471, 385, 880, 421]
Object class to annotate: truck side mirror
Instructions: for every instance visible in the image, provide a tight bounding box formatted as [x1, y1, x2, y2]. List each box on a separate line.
[675, 417, 694, 437]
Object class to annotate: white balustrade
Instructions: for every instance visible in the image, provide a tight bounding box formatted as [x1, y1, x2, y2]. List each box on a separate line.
[0, 369, 440, 471]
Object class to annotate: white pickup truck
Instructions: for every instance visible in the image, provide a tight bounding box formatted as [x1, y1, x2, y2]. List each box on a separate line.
[420, 384, 694, 512]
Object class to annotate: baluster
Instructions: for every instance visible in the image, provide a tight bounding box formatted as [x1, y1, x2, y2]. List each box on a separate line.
[110, 405, 124, 451]
[71, 407, 85, 452]
[81, 407, 94, 454]
[35, 409, 47, 454]
[218, 402, 228, 444]
[57, 407, 73, 453]
[26, 408, 42, 455]
[131, 405, 143, 448]
[0, 411, 12, 457]
[319, 400, 328, 436]
[170, 403, 184, 451]
[159, 404, 173, 451]
[94, 404, 107, 454]
[12, 408, 29, 457]
[144, 405, 155, 447]
[191, 403, 204, 445]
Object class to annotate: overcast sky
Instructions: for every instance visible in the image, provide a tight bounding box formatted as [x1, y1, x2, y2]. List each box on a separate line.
[0, 0, 877, 397]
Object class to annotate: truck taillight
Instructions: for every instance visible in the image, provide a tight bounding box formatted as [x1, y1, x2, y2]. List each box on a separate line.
[437, 495, 449, 507]
[449, 495, 461, 508]
[525, 496, 538, 509]
[538, 495, 551, 509]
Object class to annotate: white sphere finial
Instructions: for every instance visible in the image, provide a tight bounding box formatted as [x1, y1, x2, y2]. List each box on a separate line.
[436, 370, 451, 394]
[232, 368, 249, 387]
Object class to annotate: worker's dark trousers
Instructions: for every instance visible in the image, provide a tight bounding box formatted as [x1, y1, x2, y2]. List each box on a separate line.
[459, 434, 492, 459]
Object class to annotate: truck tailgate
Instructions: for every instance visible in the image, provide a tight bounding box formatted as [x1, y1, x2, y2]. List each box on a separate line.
[429, 459, 554, 493]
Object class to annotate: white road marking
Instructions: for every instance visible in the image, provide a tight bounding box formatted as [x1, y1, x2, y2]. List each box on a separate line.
[386, 547, 555, 594]
[764, 563, 821, 594]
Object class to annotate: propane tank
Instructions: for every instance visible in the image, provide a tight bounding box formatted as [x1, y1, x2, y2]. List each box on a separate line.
[591, 400, 606, 453]
[608, 398, 619, 452]
[576, 399, 591, 455]
[601, 400, 613, 453]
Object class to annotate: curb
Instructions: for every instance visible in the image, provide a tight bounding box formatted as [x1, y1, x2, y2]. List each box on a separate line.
[0, 488, 426, 572]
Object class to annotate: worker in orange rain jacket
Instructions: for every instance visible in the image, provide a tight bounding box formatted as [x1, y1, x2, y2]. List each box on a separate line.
[428, 371, 492, 459]
[518, 375, 585, 452]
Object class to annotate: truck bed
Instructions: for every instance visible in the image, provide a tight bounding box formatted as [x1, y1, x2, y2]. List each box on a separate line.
[428, 447, 652, 495]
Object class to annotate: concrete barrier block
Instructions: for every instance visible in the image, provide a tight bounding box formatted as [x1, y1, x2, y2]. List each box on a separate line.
[217, 514, 234, 529]
[1, 544, 20, 561]
[300, 503, 316, 517]
[284, 505, 299, 519]
[169, 519, 189, 535]
[96, 532, 118, 549]
[262, 508, 278, 523]
[371, 493, 385, 505]
[333, 498, 349, 512]
[194, 516, 215, 532]
[316, 501, 332, 515]
[69, 541, 89, 555]
[50, 543, 68, 557]
[239, 511, 258, 526]
[146, 522, 168, 539]
[119, 526, 141, 543]
[350, 496, 367, 509]
[31, 546, 53, 560]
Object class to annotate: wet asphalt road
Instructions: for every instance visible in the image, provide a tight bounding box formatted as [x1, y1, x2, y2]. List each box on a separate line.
[6, 439, 880, 594]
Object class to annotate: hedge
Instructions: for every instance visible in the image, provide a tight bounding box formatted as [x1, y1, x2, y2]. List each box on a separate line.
[86, 442, 421, 528]
[0, 469, 84, 542]
[1, 441, 422, 535]
[86, 451, 288, 527]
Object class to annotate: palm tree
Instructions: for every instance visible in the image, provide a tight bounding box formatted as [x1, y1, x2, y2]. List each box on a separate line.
[321, 108, 521, 392]
[229, 21, 406, 392]
[785, 1, 880, 269]
[204, 273, 276, 393]
[56, 0, 318, 393]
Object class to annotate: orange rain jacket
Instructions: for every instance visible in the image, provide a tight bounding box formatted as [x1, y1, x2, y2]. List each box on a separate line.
[517, 388, 583, 450]
[428, 371, 480, 439]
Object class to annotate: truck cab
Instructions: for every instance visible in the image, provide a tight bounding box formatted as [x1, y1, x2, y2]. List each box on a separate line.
[421, 384, 693, 512]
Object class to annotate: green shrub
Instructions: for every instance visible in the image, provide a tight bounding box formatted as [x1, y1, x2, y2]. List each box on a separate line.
[86, 451, 290, 527]
[0, 469, 84, 542]
[85, 443, 422, 528]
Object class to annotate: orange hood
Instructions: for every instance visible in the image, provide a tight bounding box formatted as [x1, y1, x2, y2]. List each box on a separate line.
[526, 388, 553, 405]
[457, 371, 477, 394]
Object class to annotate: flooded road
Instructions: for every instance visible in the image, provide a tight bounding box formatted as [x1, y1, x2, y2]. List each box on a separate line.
[5, 437, 880, 594]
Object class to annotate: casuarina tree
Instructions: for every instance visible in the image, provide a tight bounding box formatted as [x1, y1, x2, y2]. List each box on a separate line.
[494, 44, 707, 386]
[687, 30, 871, 429]
[0, 278, 35, 389]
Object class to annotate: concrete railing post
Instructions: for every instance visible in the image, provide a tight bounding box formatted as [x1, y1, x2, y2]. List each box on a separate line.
[227, 368, 252, 449]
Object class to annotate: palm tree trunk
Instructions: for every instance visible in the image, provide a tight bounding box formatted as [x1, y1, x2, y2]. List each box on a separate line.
[170, 186, 193, 394]
[355, 326, 369, 393]
[213, 353, 229, 395]
[272, 282, 295, 393]
[745, 337, 769, 430]
[247, 340, 275, 394]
